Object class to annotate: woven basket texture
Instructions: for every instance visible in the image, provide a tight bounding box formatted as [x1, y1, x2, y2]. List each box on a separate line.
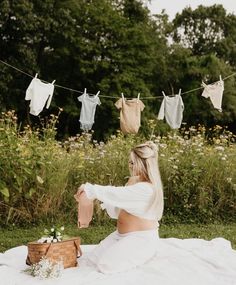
[26, 237, 81, 268]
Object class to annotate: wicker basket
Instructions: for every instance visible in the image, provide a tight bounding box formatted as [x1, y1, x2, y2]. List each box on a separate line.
[26, 237, 82, 269]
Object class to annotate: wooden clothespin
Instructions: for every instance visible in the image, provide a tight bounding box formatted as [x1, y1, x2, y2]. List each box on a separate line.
[137, 93, 140, 103]
[52, 80, 56, 84]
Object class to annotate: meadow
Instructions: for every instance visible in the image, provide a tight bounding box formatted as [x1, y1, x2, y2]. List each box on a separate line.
[0, 110, 236, 250]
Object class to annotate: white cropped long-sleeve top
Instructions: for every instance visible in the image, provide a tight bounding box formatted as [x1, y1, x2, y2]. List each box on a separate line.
[84, 182, 158, 221]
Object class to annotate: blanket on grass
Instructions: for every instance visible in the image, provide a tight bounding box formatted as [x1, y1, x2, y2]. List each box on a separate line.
[0, 237, 236, 285]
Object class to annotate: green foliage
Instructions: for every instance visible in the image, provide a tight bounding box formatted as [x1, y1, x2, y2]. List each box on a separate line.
[1, 1, 236, 140]
[0, 113, 236, 225]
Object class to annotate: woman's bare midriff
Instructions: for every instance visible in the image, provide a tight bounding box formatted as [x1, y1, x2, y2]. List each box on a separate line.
[117, 209, 157, 234]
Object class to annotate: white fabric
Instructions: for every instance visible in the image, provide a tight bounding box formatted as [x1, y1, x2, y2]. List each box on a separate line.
[84, 182, 158, 221]
[85, 230, 159, 274]
[157, 93, 184, 129]
[25, 78, 54, 116]
[201, 80, 224, 112]
[78, 91, 101, 131]
[1, 237, 236, 285]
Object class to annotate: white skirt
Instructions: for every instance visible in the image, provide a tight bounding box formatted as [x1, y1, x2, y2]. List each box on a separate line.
[85, 229, 159, 274]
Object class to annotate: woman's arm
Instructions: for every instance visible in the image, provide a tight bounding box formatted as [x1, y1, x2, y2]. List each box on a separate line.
[79, 182, 153, 214]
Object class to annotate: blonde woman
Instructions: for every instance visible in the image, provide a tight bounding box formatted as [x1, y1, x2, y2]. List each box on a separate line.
[77, 141, 164, 273]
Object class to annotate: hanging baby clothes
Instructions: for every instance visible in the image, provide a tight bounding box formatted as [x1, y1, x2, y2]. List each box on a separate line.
[78, 89, 101, 131]
[25, 74, 55, 116]
[157, 89, 184, 129]
[74, 191, 93, 228]
[115, 93, 145, 134]
[201, 76, 224, 112]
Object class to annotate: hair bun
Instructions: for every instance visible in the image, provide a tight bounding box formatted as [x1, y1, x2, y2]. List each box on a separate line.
[133, 141, 158, 159]
[146, 141, 158, 152]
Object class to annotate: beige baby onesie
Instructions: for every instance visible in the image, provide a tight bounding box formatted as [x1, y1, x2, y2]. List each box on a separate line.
[115, 95, 145, 134]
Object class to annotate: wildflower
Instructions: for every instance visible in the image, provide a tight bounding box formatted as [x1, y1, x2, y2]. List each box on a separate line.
[36, 175, 44, 184]
[215, 146, 224, 151]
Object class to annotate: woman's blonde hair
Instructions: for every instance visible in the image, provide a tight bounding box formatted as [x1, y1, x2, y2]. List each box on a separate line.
[130, 141, 164, 220]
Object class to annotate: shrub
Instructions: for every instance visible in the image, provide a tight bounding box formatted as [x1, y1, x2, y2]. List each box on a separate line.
[0, 113, 235, 225]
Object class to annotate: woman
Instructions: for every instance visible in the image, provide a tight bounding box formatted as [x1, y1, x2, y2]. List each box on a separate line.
[77, 141, 164, 273]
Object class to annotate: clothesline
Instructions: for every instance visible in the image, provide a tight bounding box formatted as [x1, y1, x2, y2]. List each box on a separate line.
[1, 59, 236, 100]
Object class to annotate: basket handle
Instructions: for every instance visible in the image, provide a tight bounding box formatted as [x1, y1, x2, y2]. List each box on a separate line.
[74, 240, 82, 257]
[45, 242, 53, 257]
[26, 255, 32, 265]
[26, 243, 52, 265]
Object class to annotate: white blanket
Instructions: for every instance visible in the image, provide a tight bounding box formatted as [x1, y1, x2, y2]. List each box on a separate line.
[0, 238, 236, 285]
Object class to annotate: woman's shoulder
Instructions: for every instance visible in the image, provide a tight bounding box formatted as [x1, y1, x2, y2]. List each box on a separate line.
[132, 181, 154, 193]
[137, 181, 153, 188]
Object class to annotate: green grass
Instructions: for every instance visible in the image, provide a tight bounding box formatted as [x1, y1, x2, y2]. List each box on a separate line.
[1, 223, 236, 253]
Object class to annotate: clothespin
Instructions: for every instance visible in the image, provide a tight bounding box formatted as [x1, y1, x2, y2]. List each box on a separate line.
[35, 73, 38, 78]
[121, 93, 125, 101]
[178, 89, 182, 95]
[219, 75, 222, 81]
[162, 91, 166, 97]
[84, 88, 87, 94]
[52, 80, 56, 84]
[95, 91, 100, 97]
[137, 93, 140, 103]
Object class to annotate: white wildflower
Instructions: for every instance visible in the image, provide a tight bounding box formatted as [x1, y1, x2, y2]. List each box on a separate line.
[215, 146, 224, 151]
[36, 175, 44, 184]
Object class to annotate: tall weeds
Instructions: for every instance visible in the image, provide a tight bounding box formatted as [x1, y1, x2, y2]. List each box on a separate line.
[0, 112, 235, 225]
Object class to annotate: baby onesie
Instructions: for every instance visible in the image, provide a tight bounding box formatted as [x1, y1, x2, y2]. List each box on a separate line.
[25, 77, 55, 116]
[157, 90, 184, 129]
[201, 79, 224, 112]
[115, 94, 145, 134]
[78, 90, 101, 131]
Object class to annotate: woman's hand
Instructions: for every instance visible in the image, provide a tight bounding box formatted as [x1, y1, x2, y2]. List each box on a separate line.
[74, 184, 85, 201]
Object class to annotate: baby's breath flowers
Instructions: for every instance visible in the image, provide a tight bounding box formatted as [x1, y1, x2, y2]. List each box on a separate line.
[24, 256, 63, 279]
[38, 226, 65, 243]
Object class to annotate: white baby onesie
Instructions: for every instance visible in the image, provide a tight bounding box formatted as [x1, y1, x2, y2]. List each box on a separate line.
[78, 89, 101, 131]
[201, 79, 224, 112]
[157, 90, 184, 129]
[25, 77, 55, 116]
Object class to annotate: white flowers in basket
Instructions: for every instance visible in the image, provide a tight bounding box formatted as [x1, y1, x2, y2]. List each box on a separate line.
[24, 256, 63, 279]
[38, 226, 65, 243]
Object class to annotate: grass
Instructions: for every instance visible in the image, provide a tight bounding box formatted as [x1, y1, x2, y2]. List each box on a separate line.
[1, 223, 236, 253]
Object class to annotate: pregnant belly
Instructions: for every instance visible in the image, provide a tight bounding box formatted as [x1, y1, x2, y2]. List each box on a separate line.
[117, 210, 157, 234]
